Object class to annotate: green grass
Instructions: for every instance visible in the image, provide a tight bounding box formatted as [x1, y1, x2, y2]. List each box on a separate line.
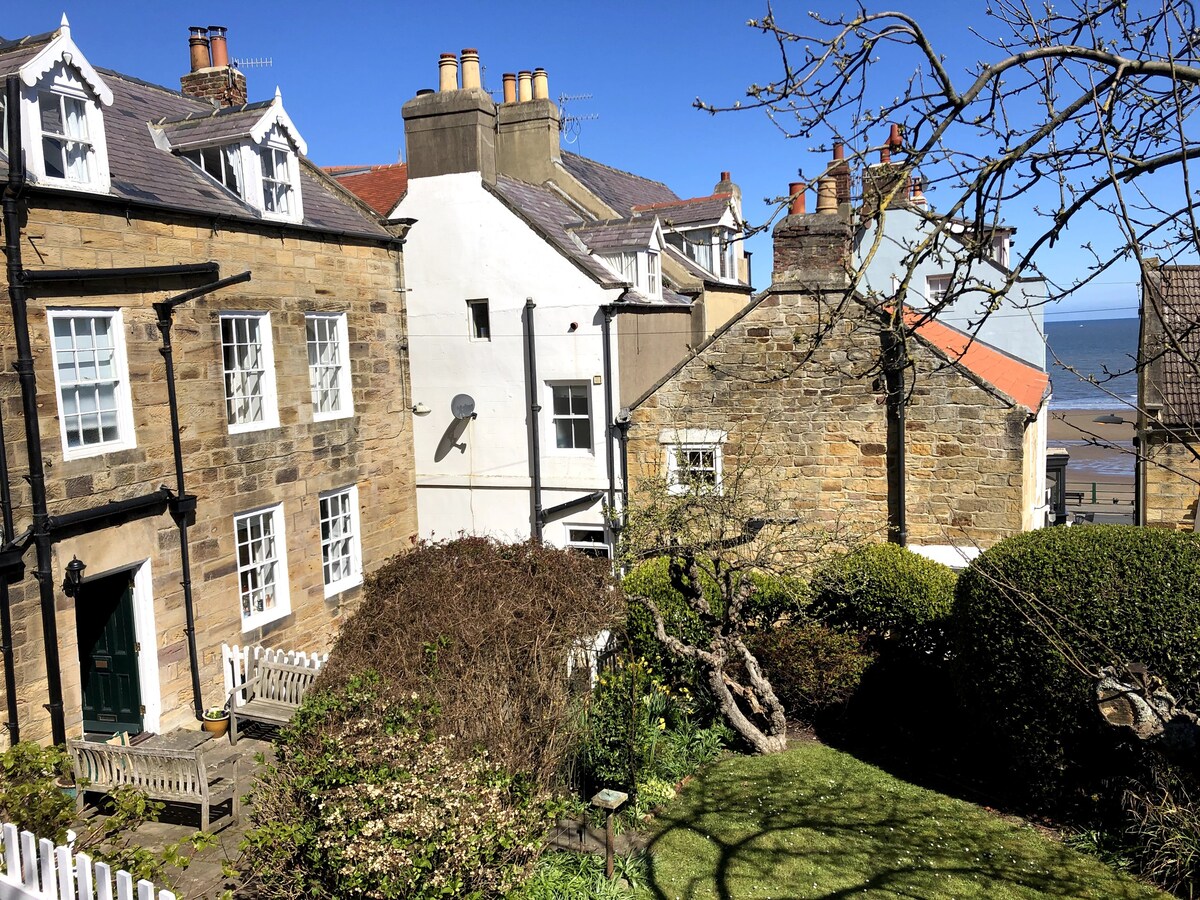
[638, 743, 1167, 899]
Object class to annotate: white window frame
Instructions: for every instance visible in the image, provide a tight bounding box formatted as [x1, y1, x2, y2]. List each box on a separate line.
[467, 299, 491, 341]
[566, 525, 611, 558]
[646, 250, 661, 298]
[549, 382, 593, 452]
[47, 308, 136, 460]
[320, 485, 363, 598]
[234, 503, 291, 632]
[305, 312, 353, 422]
[180, 142, 245, 199]
[250, 127, 303, 223]
[667, 443, 724, 495]
[21, 66, 111, 193]
[926, 274, 952, 305]
[220, 312, 280, 433]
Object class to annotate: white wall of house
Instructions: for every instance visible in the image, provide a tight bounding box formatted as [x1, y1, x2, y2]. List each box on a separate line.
[400, 173, 621, 546]
[856, 207, 1047, 369]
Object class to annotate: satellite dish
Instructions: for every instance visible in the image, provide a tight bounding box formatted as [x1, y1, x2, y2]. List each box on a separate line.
[451, 393, 477, 420]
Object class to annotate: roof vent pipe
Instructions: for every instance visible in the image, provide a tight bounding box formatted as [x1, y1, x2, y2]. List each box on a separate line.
[518, 70, 533, 102]
[461, 49, 481, 90]
[207, 26, 229, 68]
[788, 182, 806, 216]
[502, 72, 517, 103]
[439, 53, 459, 92]
[187, 27, 210, 72]
[532, 68, 548, 100]
[816, 177, 838, 214]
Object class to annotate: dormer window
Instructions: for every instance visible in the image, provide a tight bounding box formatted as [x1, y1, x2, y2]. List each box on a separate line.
[260, 144, 293, 215]
[647, 250, 661, 298]
[181, 145, 243, 198]
[38, 90, 94, 182]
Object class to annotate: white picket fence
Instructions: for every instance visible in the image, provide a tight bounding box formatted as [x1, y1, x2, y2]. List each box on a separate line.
[221, 642, 327, 703]
[0, 823, 173, 900]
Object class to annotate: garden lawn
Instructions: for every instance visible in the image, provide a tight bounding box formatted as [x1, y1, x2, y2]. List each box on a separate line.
[639, 743, 1166, 899]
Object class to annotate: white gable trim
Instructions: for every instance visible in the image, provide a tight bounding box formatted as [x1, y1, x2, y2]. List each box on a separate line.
[249, 89, 307, 156]
[18, 19, 113, 107]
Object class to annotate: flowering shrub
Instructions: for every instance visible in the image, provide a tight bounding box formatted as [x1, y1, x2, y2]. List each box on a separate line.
[579, 658, 731, 793]
[241, 673, 550, 899]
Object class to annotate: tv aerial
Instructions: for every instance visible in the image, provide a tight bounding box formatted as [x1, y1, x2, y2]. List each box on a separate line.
[558, 92, 598, 145]
[232, 57, 273, 69]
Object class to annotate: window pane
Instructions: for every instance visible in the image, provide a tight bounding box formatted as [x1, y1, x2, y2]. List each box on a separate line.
[39, 93, 62, 134]
[42, 137, 66, 179]
[52, 313, 126, 452]
[222, 314, 271, 426]
[555, 420, 574, 449]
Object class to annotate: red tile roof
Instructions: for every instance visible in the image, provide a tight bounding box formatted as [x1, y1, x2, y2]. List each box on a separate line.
[906, 310, 1048, 412]
[325, 163, 408, 216]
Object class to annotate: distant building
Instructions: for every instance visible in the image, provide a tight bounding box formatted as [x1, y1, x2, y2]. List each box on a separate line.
[1137, 260, 1200, 529]
[0, 19, 416, 745]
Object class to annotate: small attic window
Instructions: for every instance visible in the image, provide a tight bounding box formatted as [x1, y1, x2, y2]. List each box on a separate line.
[38, 89, 95, 183]
[261, 145, 293, 215]
[181, 145, 244, 198]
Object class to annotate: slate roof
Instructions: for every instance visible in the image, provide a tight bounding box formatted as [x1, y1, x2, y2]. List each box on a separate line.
[325, 163, 409, 217]
[906, 311, 1048, 413]
[0, 40, 391, 242]
[489, 175, 622, 286]
[561, 151, 678, 215]
[151, 100, 276, 148]
[632, 194, 733, 227]
[1141, 264, 1200, 426]
[570, 217, 658, 253]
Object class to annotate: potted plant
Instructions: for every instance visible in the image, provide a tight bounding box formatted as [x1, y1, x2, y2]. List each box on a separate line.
[202, 706, 230, 737]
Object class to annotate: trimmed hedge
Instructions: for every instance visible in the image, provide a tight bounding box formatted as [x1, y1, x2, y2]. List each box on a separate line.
[952, 525, 1200, 799]
[810, 543, 956, 651]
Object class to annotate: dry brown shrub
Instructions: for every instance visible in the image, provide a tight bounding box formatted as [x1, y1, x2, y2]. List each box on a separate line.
[319, 537, 621, 788]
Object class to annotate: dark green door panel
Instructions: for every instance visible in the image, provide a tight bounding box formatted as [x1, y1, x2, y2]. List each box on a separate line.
[76, 570, 142, 734]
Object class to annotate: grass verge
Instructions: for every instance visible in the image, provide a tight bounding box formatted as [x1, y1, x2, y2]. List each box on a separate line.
[638, 743, 1166, 899]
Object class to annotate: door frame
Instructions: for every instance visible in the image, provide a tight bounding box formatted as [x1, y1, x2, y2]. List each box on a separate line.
[77, 558, 161, 734]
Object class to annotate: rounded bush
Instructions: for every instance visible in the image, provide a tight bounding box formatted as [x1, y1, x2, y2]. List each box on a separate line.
[952, 525, 1200, 799]
[747, 623, 873, 720]
[810, 543, 956, 650]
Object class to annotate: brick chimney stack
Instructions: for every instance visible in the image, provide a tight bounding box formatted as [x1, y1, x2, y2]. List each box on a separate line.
[496, 64, 561, 184]
[861, 124, 908, 219]
[180, 26, 247, 108]
[772, 176, 851, 289]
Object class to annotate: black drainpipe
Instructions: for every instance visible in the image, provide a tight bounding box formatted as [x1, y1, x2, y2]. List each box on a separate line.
[155, 271, 251, 720]
[601, 307, 617, 535]
[882, 317, 908, 547]
[0, 324, 18, 742]
[523, 298, 544, 541]
[3, 75, 66, 743]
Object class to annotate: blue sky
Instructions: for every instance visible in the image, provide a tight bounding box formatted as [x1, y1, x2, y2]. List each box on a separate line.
[7, 2, 1155, 320]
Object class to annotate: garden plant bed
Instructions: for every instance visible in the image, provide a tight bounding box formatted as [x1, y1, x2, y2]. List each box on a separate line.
[637, 743, 1167, 899]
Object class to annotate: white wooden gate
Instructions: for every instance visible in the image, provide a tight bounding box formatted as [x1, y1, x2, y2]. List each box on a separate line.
[0, 823, 174, 900]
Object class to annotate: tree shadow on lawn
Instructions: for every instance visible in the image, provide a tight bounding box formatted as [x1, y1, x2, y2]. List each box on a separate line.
[639, 746, 1159, 900]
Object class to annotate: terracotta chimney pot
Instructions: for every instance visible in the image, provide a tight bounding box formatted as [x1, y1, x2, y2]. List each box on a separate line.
[188, 26, 210, 73]
[439, 53, 459, 92]
[532, 68, 548, 100]
[461, 49, 481, 90]
[517, 70, 533, 102]
[833, 142, 845, 161]
[910, 176, 927, 206]
[788, 182, 806, 216]
[720, 170, 731, 182]
[816, 177, 838, 214]
[502, 73, 517, 103]
[881, 123, 903, 162]
[207, 26, 229, 68]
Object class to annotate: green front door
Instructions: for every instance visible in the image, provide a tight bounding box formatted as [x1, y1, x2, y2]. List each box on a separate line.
[76, 570, 143, 735]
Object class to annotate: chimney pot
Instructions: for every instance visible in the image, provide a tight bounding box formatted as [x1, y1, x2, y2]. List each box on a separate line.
[187, 26, 210, 73]
[207, 25, 229, 68]
[502, 73, 517, 104]
[788, 182, 806, 216]
[461, 48, 481, 90]
[831, 142, 851, 205]
[816, 177, 838, 214]
[833, 141, 845, 160]
[881, 123, 903, 162]
[720, 171, 731, 182]
[910, 176, 927, 206]
[532, 67, 549, 100]
[439, 53, 459, 92]
[517, 70, 533, 102]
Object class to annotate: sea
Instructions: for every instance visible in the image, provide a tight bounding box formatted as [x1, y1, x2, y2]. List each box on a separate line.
[1044, 317, 1139, 410]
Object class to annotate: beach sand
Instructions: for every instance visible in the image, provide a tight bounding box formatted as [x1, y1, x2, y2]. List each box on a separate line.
[1048, 408, 1136, 510]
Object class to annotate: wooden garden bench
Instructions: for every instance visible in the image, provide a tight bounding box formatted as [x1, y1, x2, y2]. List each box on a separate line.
[67, 740, 239, 832]
[227, 658, 319, 745]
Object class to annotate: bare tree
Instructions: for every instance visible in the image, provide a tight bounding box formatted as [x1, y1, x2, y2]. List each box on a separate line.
[620, 439, 863, 754]
[697, 0, 1200, 501]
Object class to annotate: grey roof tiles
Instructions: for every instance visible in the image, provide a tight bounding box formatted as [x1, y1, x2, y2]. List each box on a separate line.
[561, 151, 678, 215]
[1143, 264, 1200, 427]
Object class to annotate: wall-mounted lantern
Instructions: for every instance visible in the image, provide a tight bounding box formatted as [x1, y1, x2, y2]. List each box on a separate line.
[62, 556, 86, 597]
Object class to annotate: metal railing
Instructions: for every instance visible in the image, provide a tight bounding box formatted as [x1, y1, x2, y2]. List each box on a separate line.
[1065, 481, 1135, 508]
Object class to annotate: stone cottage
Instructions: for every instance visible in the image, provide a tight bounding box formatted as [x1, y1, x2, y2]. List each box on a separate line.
[0, 19, 416, 745]
[625, 180, 1050, 566]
